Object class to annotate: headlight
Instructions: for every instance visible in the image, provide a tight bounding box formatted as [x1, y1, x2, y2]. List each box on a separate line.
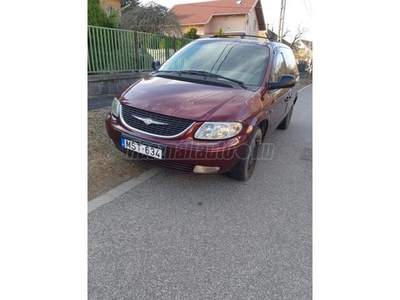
[111, 97, 120, 118]
[194, 122, 243, 140]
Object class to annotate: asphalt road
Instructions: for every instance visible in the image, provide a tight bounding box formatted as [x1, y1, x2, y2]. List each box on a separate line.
[88, 85, 312, 300]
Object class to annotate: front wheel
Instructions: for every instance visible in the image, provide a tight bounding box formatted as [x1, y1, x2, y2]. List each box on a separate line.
[230, 128, 262, 181]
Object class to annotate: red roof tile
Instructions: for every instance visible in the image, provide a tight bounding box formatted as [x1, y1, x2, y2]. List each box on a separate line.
[171, 0, 265, 30]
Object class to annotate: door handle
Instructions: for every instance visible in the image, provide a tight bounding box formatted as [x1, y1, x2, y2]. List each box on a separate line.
[285, 94, 292, 102]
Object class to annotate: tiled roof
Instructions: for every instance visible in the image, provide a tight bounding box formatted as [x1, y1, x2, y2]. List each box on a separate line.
[300, 39, 313, 49]
[171, 0, 265, 30]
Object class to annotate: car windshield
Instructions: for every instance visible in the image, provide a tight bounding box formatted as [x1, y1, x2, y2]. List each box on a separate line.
[158, 40, 269, 90]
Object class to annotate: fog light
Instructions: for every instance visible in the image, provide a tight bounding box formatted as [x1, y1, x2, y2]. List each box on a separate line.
[193, 166, 220, 174]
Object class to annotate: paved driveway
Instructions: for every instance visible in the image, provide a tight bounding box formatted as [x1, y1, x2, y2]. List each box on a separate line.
[89, 85, 312, 300]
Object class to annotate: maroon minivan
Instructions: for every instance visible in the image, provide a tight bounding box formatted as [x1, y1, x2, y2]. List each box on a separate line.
[106, 38, 299, 180]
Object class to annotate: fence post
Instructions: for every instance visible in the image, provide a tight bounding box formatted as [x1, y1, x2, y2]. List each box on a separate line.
[134, 31, 139, 71]
[164, 37, 168, 61]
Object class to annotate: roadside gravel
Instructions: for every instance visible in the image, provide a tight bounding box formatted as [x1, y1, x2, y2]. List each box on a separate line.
[88, 108, 151, 201]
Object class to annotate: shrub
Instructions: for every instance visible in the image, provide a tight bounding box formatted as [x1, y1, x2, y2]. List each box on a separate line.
[183, 28, 200, 39]
[88, 0, 118, 28]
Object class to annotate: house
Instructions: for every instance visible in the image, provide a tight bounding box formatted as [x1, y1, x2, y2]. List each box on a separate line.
[294, 39, 313, 65]
[99, 0, 121, 15]
[171, 0, 266, 38]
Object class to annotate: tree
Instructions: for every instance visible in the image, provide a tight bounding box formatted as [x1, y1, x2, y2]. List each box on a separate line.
[121, 0, 140, 7]
[120, 0, 140, 11]
[214, 27, 234, 38]
[119, 2, 182, 36]
[183, 28, 200, 39]
[88, 0, 118, 28]
[290, 23, 309, 47]
[281, 28, 290, 40]
[215, 27, 224, 37]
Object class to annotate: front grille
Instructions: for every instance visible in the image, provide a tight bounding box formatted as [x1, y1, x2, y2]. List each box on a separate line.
[116, 144, 195, 172]
[121, 105, 194, 137]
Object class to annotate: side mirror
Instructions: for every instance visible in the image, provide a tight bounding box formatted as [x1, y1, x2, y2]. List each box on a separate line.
[268, 75, 296, 90]
[152, 60, 161, 71]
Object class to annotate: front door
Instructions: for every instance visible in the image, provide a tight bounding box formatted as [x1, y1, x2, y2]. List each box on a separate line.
[266, 50, 291, 129]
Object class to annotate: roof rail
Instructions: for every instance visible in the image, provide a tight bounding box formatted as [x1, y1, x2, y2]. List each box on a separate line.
[211, 34, 270, 41]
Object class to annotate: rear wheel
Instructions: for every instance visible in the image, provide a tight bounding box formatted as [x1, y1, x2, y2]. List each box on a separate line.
[230, 127, 262, 181]
[278, 105, 294, 130]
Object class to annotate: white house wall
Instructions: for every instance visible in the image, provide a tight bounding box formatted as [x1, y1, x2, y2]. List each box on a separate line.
[247, 8, 259, 35]
[208, 14, 246, 35]
[180, 9, 260, 38]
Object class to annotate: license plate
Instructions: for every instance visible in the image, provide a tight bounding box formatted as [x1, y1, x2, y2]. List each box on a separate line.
[121, 138, 163, 159]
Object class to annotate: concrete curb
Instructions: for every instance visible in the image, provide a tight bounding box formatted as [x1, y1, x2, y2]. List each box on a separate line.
[88, 167, 164, 214]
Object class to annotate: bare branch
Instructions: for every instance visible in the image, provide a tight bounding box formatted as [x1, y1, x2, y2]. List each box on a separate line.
[120, 2, 182, 36]
[291, 23, 309, 46]
[282, 28, 290, 39]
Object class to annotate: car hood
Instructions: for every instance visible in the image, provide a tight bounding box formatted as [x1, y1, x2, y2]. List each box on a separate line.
[119, 76, 255, 121]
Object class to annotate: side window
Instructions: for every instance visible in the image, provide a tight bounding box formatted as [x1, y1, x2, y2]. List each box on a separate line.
[270, 52, 287, 82]
[282, 48, 299, 76]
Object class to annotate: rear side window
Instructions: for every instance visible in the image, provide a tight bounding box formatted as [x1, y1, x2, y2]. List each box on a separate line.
[270, 52, 287, 82]
[281, 48, 299, 76]
[270, 48, 299, 82]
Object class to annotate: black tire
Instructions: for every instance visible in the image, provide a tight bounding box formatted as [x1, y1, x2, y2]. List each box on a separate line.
[230, 127, 262, 181]
[278, 105, 294, 130]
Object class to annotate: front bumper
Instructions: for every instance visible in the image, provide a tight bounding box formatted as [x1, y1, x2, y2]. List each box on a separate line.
[105, 114, 248, 174]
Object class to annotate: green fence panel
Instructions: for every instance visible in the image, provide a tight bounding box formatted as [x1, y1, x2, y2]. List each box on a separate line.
[88, 26, 193, 74]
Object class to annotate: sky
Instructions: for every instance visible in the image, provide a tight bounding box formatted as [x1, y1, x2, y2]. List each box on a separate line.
[139, 0, 314, 42]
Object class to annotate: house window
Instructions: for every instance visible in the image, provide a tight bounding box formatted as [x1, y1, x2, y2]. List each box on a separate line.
[253, 20, 256, 32]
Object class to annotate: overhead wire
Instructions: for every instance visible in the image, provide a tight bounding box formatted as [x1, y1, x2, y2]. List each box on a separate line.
[306, 0, 313, 13]
[302, 0, 313, 20]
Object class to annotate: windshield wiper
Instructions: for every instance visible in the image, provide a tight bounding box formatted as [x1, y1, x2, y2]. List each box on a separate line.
[179, 70, 247, 89]
[151, 70, 175, 75]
